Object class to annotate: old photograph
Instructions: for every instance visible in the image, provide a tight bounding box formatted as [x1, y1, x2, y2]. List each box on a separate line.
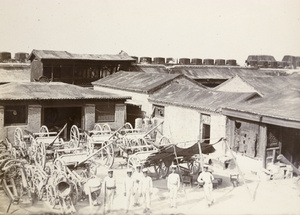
[0, 0, 300, 214]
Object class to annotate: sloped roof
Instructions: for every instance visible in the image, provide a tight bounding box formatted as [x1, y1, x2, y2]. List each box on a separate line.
[149, 82, 257, 113]
[0, 82, 130, 101]
[130, 64, 169, 73]
[223, 87, 300, 123]
[167, 65, 287, 79]
[28, 49, 136, 62]
[92, 71, 182, 93]
[0, 63, 31, 83]
[215, 75, 300, 96]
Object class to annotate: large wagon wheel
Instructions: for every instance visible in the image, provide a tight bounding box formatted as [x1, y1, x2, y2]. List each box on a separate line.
[158, 136, 172, 146]
[127, 154, 142, 170]
[39, 125, 49, 137]
[13, 127, 26, 157]
[35, 142, 46, 169]
[32, 170, 46, 200]
[70, 125, 80, 143]
[124, 122, 133, 134]
[102, 124, 111, 133]
[54, 157, 66, 173]
[24, 165, 35, 192]
[154, 161, 169, 179]
[46, 184, 57, 207]
[93, 124, 102, 135]
[95, 141, 114, 168]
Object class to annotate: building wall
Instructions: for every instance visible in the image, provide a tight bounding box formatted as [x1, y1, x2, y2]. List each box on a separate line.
[210, 114, 227, 154]
[5, 105, 42, 143]
[94, 86, 152, 116]
[163, 105, 200, 145]
[97, 104, 126, 130]
[30, 60, 43, 81]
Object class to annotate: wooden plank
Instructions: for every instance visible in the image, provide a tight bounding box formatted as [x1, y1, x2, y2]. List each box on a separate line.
[258, 124, 267, 168]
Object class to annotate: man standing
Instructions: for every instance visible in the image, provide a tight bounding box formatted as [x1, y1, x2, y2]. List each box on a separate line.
[124, 168, 135, 213]
[141, 168, 153, 213]
[167, 165, 180, 208]
[132, 164, 143, 207]
[197, 164, 214, 207]
[103, 169, 116, 213]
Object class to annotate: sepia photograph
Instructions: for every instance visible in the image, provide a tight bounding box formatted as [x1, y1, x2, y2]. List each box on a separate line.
[0, 0, 300, 214]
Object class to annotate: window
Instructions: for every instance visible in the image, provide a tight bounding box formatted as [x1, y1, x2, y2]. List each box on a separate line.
[152, 105, 164, 118]
[4, 105, 27, 125]
[95, 102, 115, 122]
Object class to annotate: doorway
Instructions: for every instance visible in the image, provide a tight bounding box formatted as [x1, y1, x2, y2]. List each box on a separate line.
[126, 104, 143, 128]
[43, 107, 82, 139]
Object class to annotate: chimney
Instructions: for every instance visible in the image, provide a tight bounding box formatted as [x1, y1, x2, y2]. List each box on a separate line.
[179, 58, 190, 65]
[140, 57, 152, 64]
[191, 58, 202, 65]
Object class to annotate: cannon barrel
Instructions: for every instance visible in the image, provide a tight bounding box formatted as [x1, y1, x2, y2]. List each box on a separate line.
[57, 181, 72, 198]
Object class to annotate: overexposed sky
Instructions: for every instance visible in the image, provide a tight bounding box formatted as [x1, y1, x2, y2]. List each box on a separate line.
[1, 0, 300, 65]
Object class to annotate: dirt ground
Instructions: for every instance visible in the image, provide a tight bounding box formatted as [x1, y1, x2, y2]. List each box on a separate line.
[1, 157, 300, 215]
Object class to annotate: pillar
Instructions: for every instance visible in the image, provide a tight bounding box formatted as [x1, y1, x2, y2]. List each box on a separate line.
[27, 105, 42, 133]
[83, 104, 95, 131]
[0, 106, 4, 141]
[258, 124, 267, 168]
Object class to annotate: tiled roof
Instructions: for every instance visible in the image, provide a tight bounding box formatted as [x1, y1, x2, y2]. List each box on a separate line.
[28, 49, 136, 61]
[130, 64, 169, 73]
[168, 65, 287, 79]
[215, 75, 300, 96]
[223, 87, 300, 122]
[149, 82, 256, 113]
[0, 82, 131, 101]
[92, 71, 182, 93]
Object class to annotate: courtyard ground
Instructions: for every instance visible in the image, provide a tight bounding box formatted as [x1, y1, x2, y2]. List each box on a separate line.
[0, 157, 299, 215]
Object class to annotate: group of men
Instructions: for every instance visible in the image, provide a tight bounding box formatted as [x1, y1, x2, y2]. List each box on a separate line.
[101, 164, 214, 214]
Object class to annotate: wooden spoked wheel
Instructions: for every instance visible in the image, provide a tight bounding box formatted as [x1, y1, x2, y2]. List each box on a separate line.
[24, 165, 35, 192]
[102, 123, 111, 133]
[127, 154, 141, 170]
[70, 125, 80, 144]
[14, 127, 24, 146]
[35, 142, 46, 169]
[32, 170, 45, 200]
[53, 157, 66, 173]
[124, 122, 133, 134]
[154, 161, 169, 179]
[95, 141, 114, 168]
[39, 125, 49, 137]
[93, 124, 102, 135]
[46, 184, 57, 207]
[158, 136, 172, 146]
[13, 127, 26, 157]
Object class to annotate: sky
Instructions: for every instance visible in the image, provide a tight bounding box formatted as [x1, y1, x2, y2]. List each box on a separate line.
[0, 0, 300, 65]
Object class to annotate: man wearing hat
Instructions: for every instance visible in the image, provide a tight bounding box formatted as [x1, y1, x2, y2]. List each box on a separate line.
[197, 164, 214, 207]
[132, 164, 143, 207]
[167, 165, 180, 208]
[103, 169, 116, 213]
[123, 168, 134, 213]
[141, 168, 153, 213]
